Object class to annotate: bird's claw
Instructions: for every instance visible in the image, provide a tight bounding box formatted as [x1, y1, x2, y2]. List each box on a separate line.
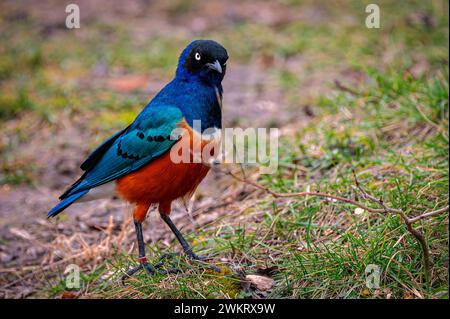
[154, 252, 180, 265]
[121, 263, 143, 282]
[121, 249, 220, 283]
[205, 263, 221, 273]
[185, 250, 221, 273]
[121, 260, 181, 284]
[186, 251, 206, 261]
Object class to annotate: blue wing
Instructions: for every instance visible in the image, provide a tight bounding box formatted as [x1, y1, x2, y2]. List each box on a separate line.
[57, 105, 183, 202]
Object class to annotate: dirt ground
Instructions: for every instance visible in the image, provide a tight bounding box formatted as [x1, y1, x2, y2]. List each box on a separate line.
[2, 0, 446, 299]
[0, 0, 352, 298]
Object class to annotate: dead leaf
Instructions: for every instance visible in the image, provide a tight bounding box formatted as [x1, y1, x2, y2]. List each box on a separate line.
[256, 266, 278, 277]
[245, 275, 274, 291]
[361, 288, 370, 296]
[61, 290, 80, 299]
[403, 291, 413, 299]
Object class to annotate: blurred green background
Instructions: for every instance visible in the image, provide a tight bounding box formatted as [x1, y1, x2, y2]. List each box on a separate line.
[0, 0, 448, 299]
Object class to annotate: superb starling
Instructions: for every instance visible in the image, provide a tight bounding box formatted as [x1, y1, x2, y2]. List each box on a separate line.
[48, 40, 228, 278]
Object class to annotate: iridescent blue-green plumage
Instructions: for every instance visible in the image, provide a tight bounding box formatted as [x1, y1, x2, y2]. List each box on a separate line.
[48, 40, 228, 217]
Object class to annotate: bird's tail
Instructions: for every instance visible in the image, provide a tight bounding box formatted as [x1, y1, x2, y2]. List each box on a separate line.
[47, 189, 89, 218]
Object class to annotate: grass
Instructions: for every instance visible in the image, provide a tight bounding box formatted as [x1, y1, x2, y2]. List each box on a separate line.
[48, 67, 447, 299]
[0, 0, 448, 298]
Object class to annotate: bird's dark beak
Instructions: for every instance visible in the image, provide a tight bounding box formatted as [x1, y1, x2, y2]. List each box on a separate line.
[206, 60, 222, 74]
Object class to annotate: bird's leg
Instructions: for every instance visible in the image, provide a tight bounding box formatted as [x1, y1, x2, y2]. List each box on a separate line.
[160, 213, 220, 272]
[135, 220, 158, 275]
[121, 221, 155, 280]
[121, 220, 179, 282]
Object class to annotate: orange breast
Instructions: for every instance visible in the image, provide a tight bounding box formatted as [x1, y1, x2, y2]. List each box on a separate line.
[115, 120, 220, 220]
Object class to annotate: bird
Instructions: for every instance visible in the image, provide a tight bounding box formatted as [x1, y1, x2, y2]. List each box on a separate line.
[47, 40, 228, 278]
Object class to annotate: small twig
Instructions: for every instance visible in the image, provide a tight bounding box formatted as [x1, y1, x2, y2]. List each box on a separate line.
[408, 205, 449, 224]
[220, 167, 390, 214]
[208, 162, 449, 288]
[334, 80, 360, 96]
[351, 170, 447, 287]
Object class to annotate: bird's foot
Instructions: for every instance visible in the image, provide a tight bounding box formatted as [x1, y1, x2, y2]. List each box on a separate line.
[185, 250, 221, 273]
[121, 257, 180, 283]
[154, 251, 221, 273]
[154, 252, 181, 268]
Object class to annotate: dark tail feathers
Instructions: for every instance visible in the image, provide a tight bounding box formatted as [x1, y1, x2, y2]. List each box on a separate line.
[47, 190, 89, 218]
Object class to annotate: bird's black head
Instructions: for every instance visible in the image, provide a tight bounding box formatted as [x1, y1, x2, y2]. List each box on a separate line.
[177, 40, 228, 84]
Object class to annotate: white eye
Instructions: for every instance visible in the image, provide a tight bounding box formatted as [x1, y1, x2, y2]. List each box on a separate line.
[195, 52, 201, 61]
